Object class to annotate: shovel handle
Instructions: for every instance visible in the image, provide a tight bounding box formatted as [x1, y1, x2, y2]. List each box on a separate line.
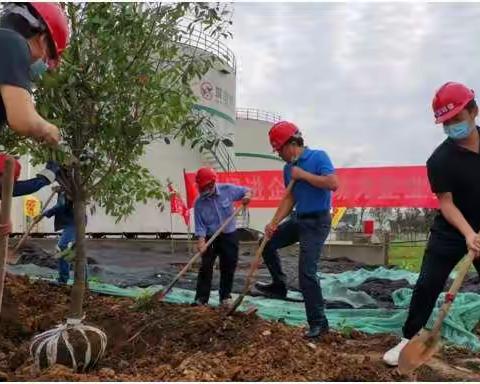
[0, 157, 16, 311]
[13, 190, 56, 253]
[156, 205, 244, 301]
[227, 180, 295, 315]
[430, 251, 475, 336]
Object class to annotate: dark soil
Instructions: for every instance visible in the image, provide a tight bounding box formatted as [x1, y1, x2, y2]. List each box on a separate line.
[0, 274, 478, 381]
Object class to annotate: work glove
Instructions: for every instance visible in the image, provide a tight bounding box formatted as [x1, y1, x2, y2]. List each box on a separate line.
[54, 242, 76, 261]
[36, 161, 61, 184]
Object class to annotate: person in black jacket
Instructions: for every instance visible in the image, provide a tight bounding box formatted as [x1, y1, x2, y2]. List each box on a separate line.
[41, 187, 77, 283]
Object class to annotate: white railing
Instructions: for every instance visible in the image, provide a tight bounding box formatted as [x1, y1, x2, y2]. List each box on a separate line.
[236, 108, 282, 124]
[177, 21, 236, 72]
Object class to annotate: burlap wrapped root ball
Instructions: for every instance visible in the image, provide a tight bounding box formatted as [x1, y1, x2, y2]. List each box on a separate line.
[30, 318, 107, 372]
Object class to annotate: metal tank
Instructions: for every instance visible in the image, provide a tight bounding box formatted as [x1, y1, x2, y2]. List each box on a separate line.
[234, 108, 283, 232]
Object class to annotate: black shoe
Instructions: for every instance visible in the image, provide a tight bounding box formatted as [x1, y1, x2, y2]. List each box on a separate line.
[254, 282, 287, 299]
[304, 325, 329, 339]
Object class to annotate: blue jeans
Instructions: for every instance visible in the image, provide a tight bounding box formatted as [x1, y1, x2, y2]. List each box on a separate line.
[262, 213, 331, 327]
[57, 224, 76, 283]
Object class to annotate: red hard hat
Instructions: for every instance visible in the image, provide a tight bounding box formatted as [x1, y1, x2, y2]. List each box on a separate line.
[29, 2, 70, 68]
[195, 167, 217, 189]
[432, 82, 475, 124]
[268, 121, 301, 152]
[0, 154, 21, 182]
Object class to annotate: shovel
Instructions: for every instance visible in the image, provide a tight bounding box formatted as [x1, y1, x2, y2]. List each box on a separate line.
[227, 180, 295, 315]
[0, 157, 16, 313]
[7, 189, 57, 265]
[398, 250, 475, 374]
[155, 205, 244, 301]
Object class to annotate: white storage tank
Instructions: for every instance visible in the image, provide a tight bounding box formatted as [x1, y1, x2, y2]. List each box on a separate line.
[234, 108, 283, 232]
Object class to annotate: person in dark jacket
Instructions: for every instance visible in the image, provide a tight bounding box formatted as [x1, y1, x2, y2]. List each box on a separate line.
[41, 187, 77, 283]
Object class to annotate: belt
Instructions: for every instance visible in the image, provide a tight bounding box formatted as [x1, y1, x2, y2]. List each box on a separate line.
[296, 210, 329, 219]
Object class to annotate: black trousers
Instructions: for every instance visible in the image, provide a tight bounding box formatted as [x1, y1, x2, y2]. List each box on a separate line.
[403, 231, 480, 339]
[195, 231, 239, 303]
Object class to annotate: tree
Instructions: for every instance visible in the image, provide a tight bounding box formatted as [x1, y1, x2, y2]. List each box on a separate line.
[0, 2, 232, 320]
[368, 208, 393, 233]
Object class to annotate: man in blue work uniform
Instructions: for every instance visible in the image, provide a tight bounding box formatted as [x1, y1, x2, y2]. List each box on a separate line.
[194, 167, 251, 307]
[255, 121, 339, 338]
[0, 154, 59, 197]
[0, 153, 60, 236]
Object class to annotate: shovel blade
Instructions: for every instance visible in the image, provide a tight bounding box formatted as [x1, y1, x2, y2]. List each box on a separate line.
[398, 329, 441, 374]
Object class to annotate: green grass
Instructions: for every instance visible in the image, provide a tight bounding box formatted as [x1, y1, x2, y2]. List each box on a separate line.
[389, 241, 477, 274]
[388, 242, 426, 272]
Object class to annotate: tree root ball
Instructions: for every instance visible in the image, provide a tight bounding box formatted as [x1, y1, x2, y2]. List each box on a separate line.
[30, 319, 107, 372]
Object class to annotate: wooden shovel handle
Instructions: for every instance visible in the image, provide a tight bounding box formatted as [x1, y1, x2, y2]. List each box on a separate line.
[156, 205, 244, 301]
[13, 190, 56, 253]
[430, 250, 475, 336]
[0, 157, 16, 311]
[227, 180, 295, 315]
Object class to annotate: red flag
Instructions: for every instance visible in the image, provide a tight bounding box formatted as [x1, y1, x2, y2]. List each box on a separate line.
[184, 169, 198, 209]
[168, 182, 190, 226]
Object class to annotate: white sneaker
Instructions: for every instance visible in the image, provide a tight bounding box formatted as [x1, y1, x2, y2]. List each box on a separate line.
[383, 338, 409, 366]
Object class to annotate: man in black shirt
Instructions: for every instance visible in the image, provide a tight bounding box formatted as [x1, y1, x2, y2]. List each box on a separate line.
[0, 3, 69, 235]
[0, 3, 69, 145]
[384, 81, 480, 366]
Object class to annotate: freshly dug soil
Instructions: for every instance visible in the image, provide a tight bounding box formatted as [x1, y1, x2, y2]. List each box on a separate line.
[0, 274, 479, 381]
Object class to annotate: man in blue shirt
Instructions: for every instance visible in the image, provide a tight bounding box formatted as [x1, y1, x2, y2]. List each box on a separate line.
[255, 121, 339, 338]
[194, 167, 251, 307]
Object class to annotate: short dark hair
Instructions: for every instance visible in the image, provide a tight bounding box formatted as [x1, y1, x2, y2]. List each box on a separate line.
[286, 136, 304, 147]
[465, 99, 478, 113]
[0, 3, 43, 39]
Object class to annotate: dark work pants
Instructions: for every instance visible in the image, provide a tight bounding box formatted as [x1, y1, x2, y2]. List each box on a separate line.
[195, 231, 239, 303]
[403, 231, 480, 339]
[262, 214, 331, 327]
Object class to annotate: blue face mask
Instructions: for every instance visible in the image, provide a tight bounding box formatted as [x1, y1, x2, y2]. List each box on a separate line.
[30, 59, 48, 80]
[200, 187, 215, 197]
[443, 121, 473, 140]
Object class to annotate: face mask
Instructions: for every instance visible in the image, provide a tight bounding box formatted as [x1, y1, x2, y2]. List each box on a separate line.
[443, 121, 474, 140]
[30, 59, 48, 80]
[201, 187, 215, 197]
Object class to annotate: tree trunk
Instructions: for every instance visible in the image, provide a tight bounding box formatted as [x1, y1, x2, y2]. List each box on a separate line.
[68, 166, 87, 319]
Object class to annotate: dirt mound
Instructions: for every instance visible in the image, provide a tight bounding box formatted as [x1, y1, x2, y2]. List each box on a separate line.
[0, 274, 478, 381]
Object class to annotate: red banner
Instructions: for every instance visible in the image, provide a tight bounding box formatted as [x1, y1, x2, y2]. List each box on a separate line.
[184, 166, 439, 209]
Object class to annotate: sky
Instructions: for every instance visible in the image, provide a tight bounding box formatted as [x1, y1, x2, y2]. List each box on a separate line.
[230, 2, 480, 167]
